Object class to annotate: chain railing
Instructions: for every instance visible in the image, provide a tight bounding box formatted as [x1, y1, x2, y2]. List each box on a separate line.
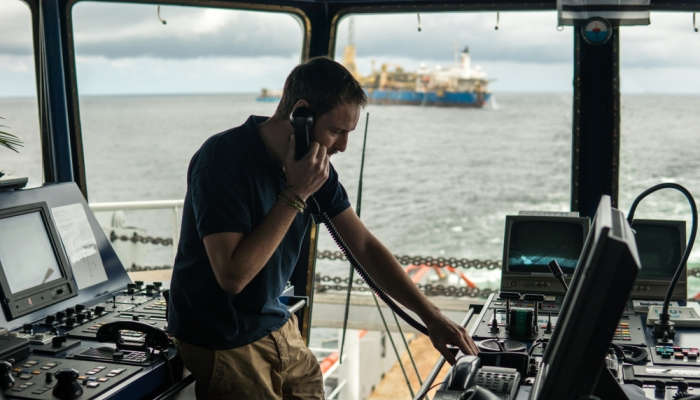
[316, 250, 501, 270]
[314, 273, 498, 299]
[109, 231, 174, 246]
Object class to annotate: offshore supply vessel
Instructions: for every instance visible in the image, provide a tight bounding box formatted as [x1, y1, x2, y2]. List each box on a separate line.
[344, 44, 492, 108]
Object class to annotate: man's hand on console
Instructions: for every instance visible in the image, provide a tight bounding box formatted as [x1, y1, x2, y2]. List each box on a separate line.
[425, 313, 479, 364]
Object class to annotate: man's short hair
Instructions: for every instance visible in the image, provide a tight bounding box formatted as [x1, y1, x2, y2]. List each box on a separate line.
[275, 57, 367, 118]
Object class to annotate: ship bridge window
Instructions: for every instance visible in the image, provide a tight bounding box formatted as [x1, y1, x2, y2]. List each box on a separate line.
[71, 2, 303, 281]
[324, 12, 575, 298]
[619, 11, 700, 299]
[0, 0, 42, 188]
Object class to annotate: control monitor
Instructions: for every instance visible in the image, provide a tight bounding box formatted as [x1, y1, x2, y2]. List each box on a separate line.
[630, 219, 686, 300]
[0, 202, 77, 319]
[501, 214, 589, 295]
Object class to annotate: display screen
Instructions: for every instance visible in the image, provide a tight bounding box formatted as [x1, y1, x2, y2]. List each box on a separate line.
[507, 220, 586, 273]
[633, 222, 683, 279]
[0, 211, 62, 294]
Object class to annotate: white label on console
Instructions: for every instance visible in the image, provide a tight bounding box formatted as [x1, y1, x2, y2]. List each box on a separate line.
[52, 203, 108, 289]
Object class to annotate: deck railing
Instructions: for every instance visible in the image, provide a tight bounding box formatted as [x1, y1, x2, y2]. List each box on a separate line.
[89, 199, 184, 262]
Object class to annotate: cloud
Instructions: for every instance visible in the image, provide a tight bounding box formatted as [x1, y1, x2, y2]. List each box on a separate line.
[1, 0, 699, 95]
[71, 3, 303, 59]
[0, 1, 34, 55]
[336, 12, 574, 64]
[72, 54, 299, 95]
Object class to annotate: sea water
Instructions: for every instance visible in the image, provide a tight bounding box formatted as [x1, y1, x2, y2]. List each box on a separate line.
[2, 92, 699, 295]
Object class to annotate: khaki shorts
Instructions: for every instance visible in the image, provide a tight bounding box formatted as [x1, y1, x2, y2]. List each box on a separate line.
[176, 314, 324, 400]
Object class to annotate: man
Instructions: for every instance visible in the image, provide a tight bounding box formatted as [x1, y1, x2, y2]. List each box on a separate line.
[168, 57, 478, 399]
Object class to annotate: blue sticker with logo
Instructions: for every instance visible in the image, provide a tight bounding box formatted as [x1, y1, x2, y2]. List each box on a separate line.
[581, 17, 612, 45]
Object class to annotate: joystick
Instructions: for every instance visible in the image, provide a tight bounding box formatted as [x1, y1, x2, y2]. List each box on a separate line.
[498, 291, 521, 331]
[53, 369, 83, 400]
[489, 310, 500, 333]
[0, 360, 15, 390]
[52, 335, 67, 348]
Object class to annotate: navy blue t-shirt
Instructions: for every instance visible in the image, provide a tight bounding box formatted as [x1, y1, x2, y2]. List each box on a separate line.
[168, 116, 350, 349]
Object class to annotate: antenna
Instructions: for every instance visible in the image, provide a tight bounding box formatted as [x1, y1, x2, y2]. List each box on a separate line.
[694, 12, 698, 32]
[348, 16, 355, 46]
[417, 13, 422, 32]
[495, 11, 500, 30]
[157, 5, 167, 25]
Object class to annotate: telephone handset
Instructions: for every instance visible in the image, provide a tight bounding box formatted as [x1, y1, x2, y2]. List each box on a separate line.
[446, 355, 481, 390]
[441, 355, 521, 400]
[291, 106, 314, 160]
[96, 320, 170, 351]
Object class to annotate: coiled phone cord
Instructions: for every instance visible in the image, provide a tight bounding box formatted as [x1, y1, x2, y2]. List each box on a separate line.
[310, 197, 429, 336]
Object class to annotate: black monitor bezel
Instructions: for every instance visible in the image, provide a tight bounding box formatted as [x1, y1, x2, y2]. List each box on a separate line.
[530, 195, 641, 399]
[501, 215, 590, 295]
[630, 219, 686, 301]
[0, 202, 77, 320]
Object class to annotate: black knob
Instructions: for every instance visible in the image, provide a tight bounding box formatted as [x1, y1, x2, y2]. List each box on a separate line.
[127, 284, 136, 295]
[55, 311, 65, 321]
[134, 281, 144, 288]
[45, 315, 56, 325]
[676, 380, 689, 393]
[94, 306, 105, 315]
[76, 314, 86, 323]
[0, 360, 15, 390]
[132, 315, 140, 321]
[22, 323, 33, 333]
[52, 335, 67, 348]
[65, 308, 75, 317]
[75, 304, 85, 313]
[45, 371, 53, 384]
[65, 316, 75, 328]
[53, 369, 83, 400]
[153, 281, 163, 289]
[146, 285, 154, 296]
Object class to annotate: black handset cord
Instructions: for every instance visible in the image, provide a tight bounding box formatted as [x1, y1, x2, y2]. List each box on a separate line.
[308, 197, 430, 335]
[627, 182, 698, 338]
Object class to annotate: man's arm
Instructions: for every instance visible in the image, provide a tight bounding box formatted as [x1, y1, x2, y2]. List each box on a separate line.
[330, 207, 479, 361]
[203, 136, 329, 295]
[203, 199, 301, 294]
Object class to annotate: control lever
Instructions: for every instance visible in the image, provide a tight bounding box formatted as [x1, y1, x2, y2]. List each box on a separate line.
[53, 369, 83, 400]
[523, 293, 545, 336]
[499, 292, 520, 332]
[0, 360, 14, 390]
[547, 260, 569, 291]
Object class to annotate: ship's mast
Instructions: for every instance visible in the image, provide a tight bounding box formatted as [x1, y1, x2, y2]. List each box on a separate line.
[343, 17, 359, 78]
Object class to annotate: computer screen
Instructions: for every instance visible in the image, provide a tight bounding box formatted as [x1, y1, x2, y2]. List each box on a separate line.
[632, 219, 684, 280]
[0, 202, 76, 319]
[506, 219, 587, 273]
[530, 195, 641, 400]
[0, 211, 62, 294]
[501, 215, 589, 295]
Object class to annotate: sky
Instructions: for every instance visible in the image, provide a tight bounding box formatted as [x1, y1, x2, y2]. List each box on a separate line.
[1, 0, 699, 97]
